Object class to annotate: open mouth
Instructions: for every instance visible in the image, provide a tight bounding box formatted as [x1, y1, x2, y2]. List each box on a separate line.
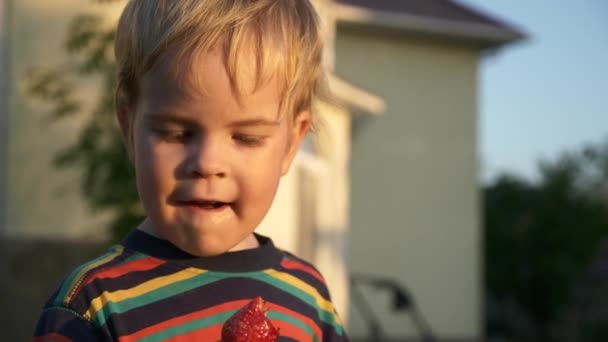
[181, 200, 230, 209]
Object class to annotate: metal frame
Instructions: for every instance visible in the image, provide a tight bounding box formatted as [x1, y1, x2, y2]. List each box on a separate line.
[350, 273, 438, 341]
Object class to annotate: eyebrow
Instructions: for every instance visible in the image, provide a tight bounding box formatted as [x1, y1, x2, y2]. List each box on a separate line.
[227, 118, 281, 128]
[142, 113, 281, 128]
[142, 113, 192, 125]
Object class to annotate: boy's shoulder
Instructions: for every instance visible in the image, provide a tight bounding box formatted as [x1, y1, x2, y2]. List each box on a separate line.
[44, 243, 164, 313]
[273, 249, 333, 297]
[276, 249, 327, 281]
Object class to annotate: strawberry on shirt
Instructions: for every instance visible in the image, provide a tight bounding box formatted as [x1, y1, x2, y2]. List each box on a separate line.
[221, 297, 280, 342]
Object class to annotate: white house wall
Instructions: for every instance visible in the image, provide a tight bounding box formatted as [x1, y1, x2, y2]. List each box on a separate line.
[6, 0, 124, 240]
[314, 102, 352, 324]
[256, 169, 298, 252]
[257, 102, 352, 323]
[336, 29, 482, 339]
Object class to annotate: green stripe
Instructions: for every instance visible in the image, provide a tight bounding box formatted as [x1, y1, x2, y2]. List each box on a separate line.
[267, 310, 319, 342]
[54, 246, 123, 306]
[120, 251, 150, 264]
[144, 310, 235, 341]
[255, 272, 343, 335]
[95, 272, 230, 326]
[212, 271, 343, 335]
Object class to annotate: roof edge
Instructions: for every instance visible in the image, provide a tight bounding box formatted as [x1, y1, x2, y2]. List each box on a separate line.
[333, 3, 526, 47]
[327, 74, 386, 116]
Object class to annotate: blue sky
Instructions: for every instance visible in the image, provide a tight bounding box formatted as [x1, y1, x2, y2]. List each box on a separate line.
[458, 0, 608, 183]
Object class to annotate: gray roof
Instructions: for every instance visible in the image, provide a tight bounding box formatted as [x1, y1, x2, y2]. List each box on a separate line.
[334, 0, 526, 47]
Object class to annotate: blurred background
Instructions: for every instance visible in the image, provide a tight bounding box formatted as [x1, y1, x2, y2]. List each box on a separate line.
[1, 0, 607, 341]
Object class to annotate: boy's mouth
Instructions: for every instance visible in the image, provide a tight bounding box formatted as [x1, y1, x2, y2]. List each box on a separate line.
[180, 200, 230, 209]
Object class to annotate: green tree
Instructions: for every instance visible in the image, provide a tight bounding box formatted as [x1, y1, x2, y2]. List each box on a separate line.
[25, 0, 141, 242]
[485, 139, 608, 341]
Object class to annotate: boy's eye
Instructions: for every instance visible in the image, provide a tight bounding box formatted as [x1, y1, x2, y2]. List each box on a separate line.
[233, 134, 264, 147]
[154, 129, 193, 143]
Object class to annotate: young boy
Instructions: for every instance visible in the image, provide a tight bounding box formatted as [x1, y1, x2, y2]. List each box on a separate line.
[33, 0, 348, 341]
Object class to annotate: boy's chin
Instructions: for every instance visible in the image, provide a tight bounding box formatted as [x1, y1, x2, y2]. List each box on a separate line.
[173, 233, 259, 257]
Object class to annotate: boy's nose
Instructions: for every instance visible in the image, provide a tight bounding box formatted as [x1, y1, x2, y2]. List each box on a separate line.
[186, 138, 229, 178]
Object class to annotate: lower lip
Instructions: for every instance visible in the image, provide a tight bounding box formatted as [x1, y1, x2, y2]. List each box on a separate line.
[179, 203, 234, 224]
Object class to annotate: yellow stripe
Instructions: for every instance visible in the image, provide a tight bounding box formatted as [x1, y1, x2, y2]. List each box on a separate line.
[84, 267, 205, 321]
[264, 270, 342, 325]
[65, 246, 125, 304]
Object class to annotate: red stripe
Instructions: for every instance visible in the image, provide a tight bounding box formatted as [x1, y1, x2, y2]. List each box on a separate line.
[162, 313, 314, 342]
[163, 323, 223, 342]
[118, 300, 250, 342]
[268, 303, 322, 341]
[280, 259, 325, 284]
[82, 257, 164, 286]
[273, 320, 312, 341]
[32, 333, 73, 342]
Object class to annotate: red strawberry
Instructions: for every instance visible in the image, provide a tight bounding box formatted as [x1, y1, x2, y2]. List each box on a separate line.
[221, 297, 280, 342]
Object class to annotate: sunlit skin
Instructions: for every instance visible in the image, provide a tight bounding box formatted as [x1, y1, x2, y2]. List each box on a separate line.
[117, 48, 310, 256]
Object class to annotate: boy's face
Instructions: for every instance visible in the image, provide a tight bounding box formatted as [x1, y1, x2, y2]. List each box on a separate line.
[119, 48, 309, 256]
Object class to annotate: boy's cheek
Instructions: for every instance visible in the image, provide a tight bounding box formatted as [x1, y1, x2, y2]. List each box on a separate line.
[133, 143, 169, 177]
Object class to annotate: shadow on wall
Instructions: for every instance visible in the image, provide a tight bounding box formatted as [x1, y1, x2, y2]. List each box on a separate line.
[0, 238, 108, 340]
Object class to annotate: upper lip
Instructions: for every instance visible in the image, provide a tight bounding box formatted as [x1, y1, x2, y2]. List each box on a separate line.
[177, 199, 230, 205]
[170, 189, 233, 205]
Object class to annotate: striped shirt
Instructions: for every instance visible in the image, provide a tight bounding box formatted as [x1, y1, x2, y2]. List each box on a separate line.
[33, 230, 348, 341]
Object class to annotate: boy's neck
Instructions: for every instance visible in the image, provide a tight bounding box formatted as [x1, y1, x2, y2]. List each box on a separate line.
[136, 218, 260, 254]
[228, 233, 260, 252]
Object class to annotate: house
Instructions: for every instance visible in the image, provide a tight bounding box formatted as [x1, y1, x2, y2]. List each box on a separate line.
[330, 1, 524, 339]
[0, 0, 524, 340]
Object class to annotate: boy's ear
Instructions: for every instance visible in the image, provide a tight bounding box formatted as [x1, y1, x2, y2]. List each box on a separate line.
[116, 105, 135, 163]
[281, 110, 311, 176]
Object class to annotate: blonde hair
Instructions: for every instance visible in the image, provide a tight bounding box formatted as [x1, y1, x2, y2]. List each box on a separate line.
[114, 0, 327, 125]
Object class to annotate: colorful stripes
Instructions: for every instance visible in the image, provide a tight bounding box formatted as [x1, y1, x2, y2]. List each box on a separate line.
[81, 253, 160, 287]
[268, 304, 322, 341]
[119, 300, 320, 342]
[207, 269, 344, 336]
[80, 266, 343, 338]
[85, 267, 209, 325]
[118, 300, 248, 341]
[280, 258, 326, 284]
[54, 245, 125, 306]
[262, 270, 344, 334]
[35, 237, 348, 341]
